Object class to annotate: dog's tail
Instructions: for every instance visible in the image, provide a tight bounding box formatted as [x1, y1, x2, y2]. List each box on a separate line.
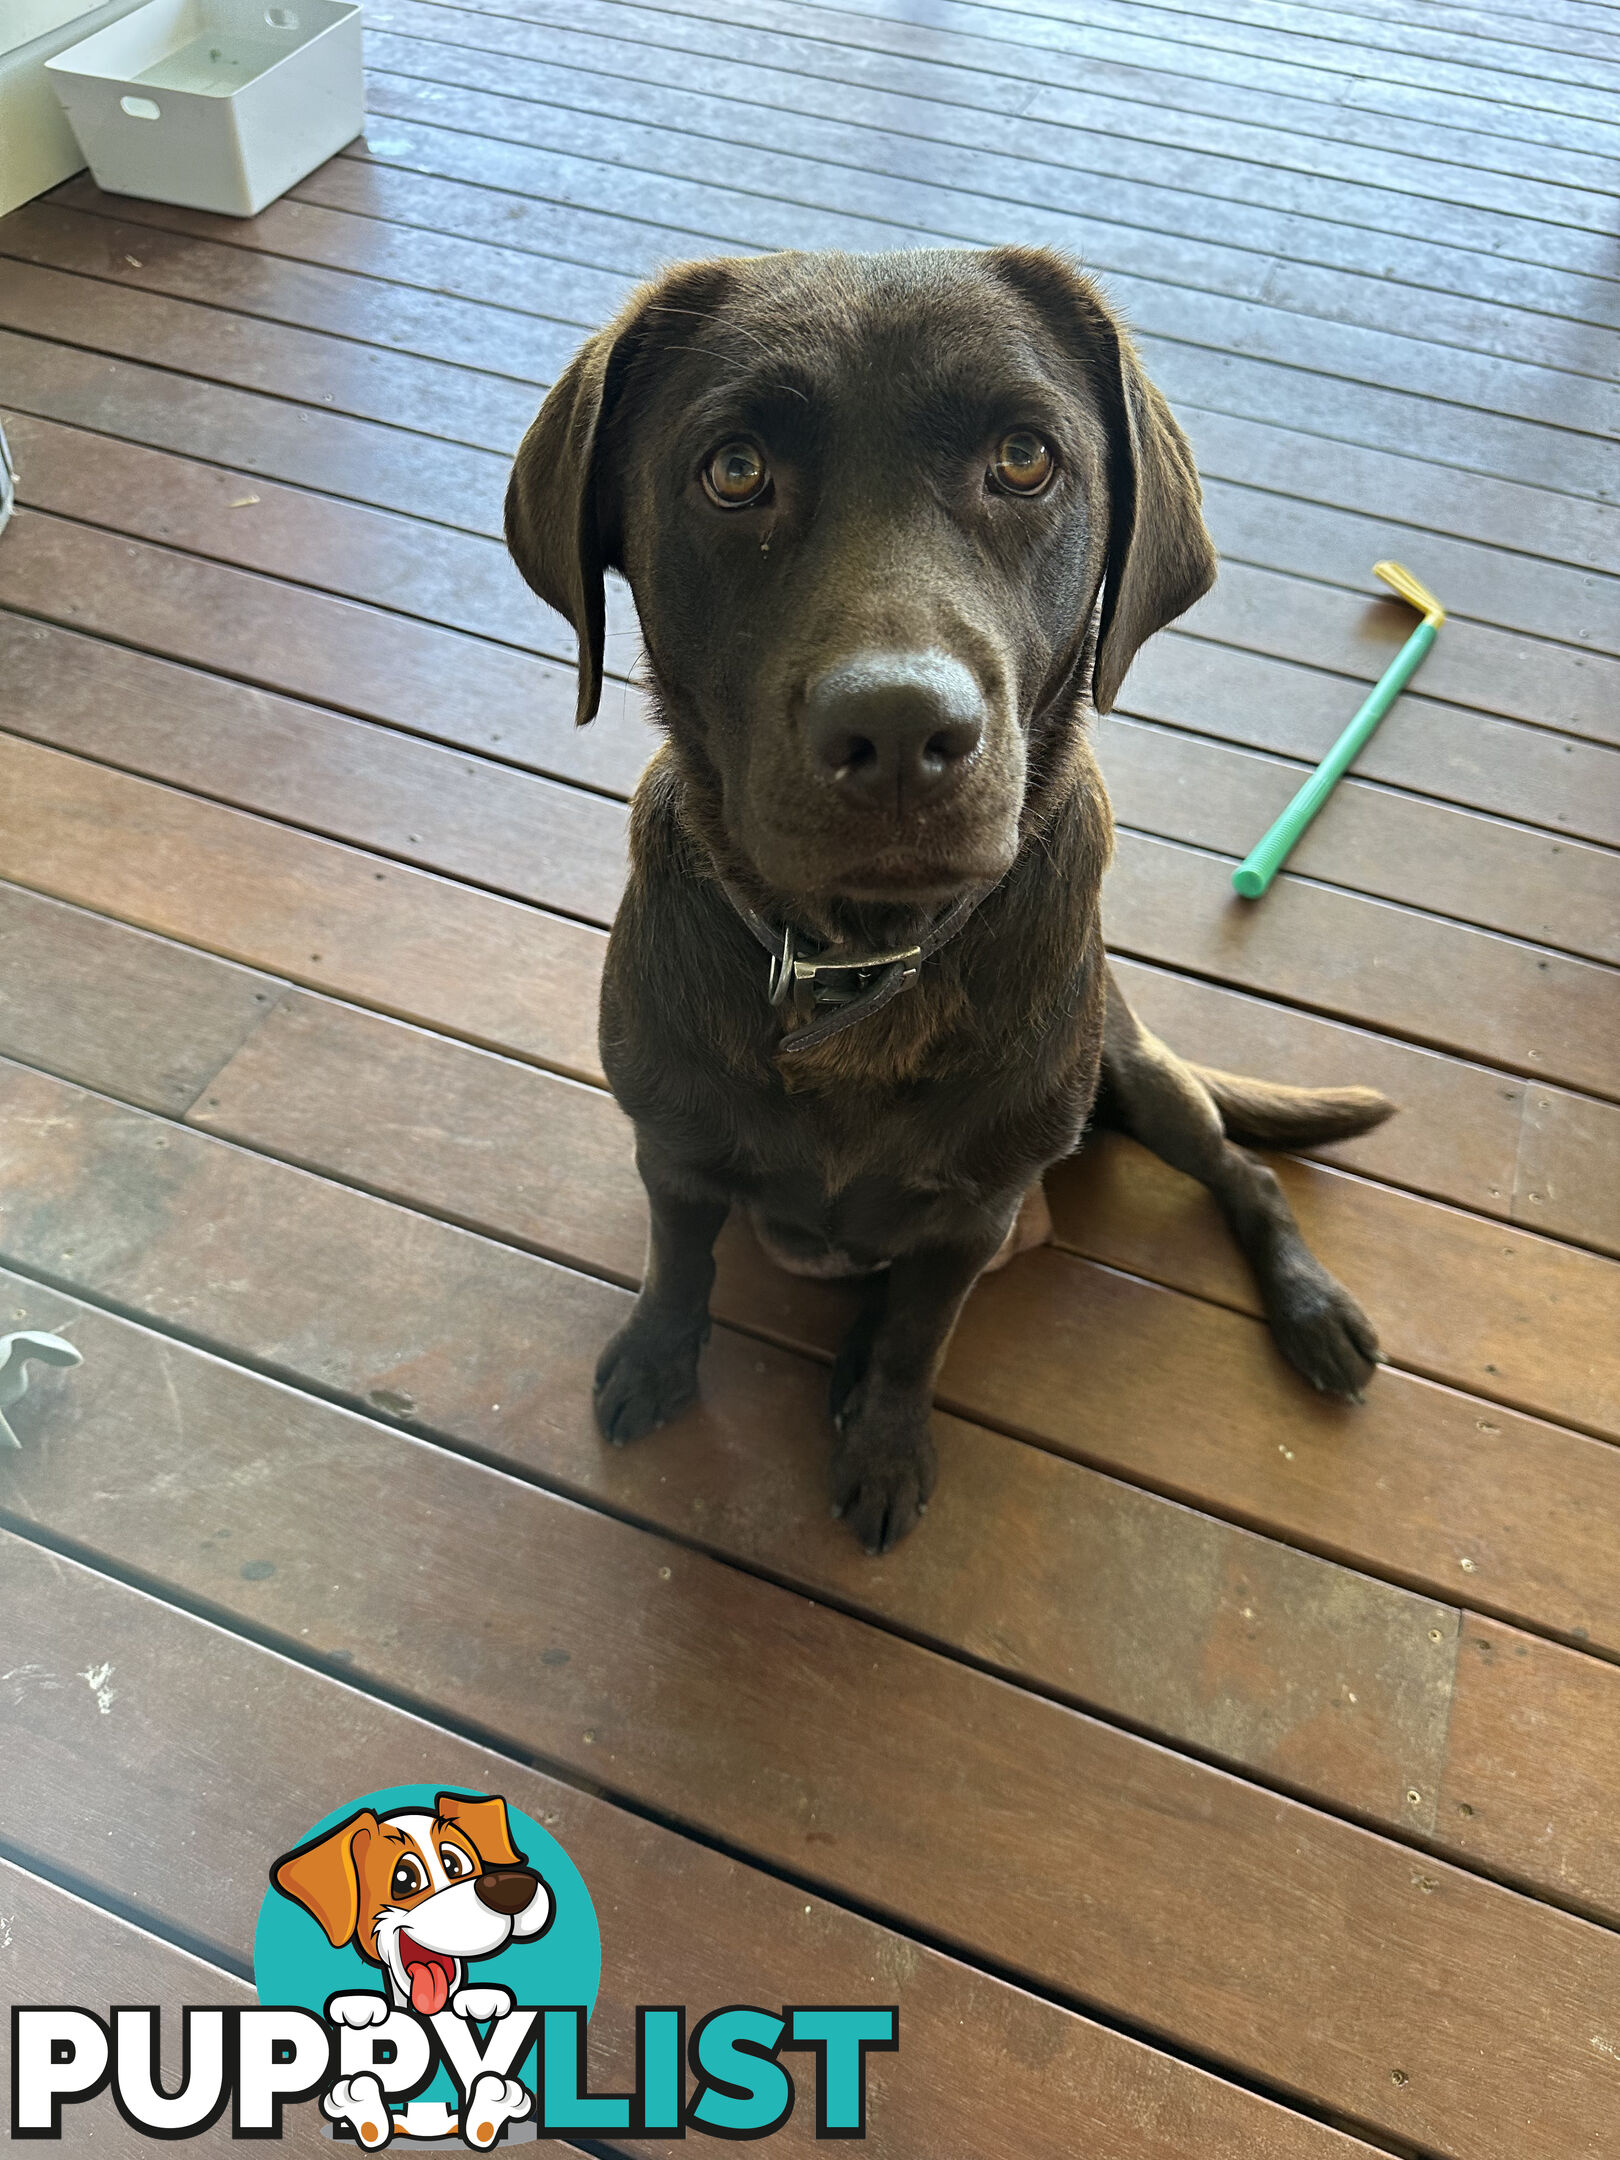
[1190, 1064, 1395, 1149]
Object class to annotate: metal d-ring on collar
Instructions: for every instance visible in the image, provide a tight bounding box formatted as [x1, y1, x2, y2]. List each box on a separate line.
[718, 876, 991, 1057]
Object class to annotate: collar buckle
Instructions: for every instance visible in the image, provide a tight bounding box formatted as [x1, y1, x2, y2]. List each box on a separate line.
[789, 945, 923, 1024]
[767, 924, 923, 1019]
[721, 869, 996, 1057]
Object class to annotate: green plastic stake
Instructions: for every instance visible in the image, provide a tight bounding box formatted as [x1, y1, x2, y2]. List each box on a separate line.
[1232, 562, 1445, 900]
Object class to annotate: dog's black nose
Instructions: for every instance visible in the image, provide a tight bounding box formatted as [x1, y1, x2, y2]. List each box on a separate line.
[474, 1867, 539, 1914]
[803, 653, 985, 812]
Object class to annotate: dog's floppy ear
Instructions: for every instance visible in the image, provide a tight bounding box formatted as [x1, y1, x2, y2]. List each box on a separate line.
[505, 259, 738, 727]
[1090, 323, 1217, 713]
[436, 1791, 525, 1869]
[505, 330, 616, 729]
[987, 248, 1216, 715]
[270, 1809, 379, 1947]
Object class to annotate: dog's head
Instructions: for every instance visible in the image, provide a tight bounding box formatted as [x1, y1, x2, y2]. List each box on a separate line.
[507, 246, 1214, 911]
[271, 1792, 554, 2016]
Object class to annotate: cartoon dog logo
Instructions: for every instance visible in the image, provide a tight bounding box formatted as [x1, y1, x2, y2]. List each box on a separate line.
[271, 1791, 554, 2147]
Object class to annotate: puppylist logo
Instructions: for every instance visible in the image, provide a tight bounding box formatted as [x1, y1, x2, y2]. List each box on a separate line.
[10, 1784, 898, 2144]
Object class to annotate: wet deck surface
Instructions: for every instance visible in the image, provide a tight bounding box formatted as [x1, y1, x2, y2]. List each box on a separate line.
[1, 1, 1618, 2153]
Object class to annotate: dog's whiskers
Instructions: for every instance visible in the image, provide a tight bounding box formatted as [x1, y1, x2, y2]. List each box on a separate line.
[649, 302, 775, 355]
[647, 308, 811, 401]
[658, 342, 743, 369]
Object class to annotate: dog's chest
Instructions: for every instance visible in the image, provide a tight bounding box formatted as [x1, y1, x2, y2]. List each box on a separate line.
[745, 1171, 955, 1277]
[727, 1093, 1005, 1274]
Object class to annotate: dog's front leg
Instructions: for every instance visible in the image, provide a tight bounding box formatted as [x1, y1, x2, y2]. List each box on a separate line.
[830, 1229, 1004, 1555]
[594, 1157, 728, 1444]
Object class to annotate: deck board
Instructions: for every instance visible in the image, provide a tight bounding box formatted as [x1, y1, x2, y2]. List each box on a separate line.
[394, 12, 1620, 193]
[785, 0, 1620, 145]
[353, 24, 1620, 305]
[10, 1542, 1340, 2160]
[4, 1322, 1620, 2160]
[2, 1, 1616, 2151]
[361, 0, 1620, 240]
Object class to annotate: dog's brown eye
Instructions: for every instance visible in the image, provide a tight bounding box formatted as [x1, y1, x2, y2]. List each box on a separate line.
[991, 430, 1055, 496]
[391, 1858, 426, 1899]
[703, 440, 769, 507]
[441, 1846, 469, 1879]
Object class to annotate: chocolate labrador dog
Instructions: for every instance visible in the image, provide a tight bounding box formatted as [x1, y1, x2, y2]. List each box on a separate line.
[507, 246, 1389, 1552]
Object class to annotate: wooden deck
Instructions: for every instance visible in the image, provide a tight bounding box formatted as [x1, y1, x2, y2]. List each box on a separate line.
[1, 0, 1618, 2152]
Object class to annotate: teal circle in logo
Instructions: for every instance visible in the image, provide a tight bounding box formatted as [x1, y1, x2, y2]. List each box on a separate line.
[253, 1784, 600, 2111]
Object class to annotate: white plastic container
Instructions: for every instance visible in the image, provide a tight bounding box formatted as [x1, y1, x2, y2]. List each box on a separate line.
[0, 0, 150, 216]
[46, 0, 363, 217]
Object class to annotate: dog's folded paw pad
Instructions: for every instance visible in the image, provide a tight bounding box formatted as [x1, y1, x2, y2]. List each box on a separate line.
[463, 2074, 531, 2148]
[324, 2074, 392, 2147]
[451, 1985, 513, 2023]
[328, 1992, 391, 2028]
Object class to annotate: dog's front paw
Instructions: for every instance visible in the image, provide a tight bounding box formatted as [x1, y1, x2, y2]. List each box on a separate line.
[830, 1399, 937, 1555]
[451, 1985, 513, 2024]
[323, 2073, 393, 2147]
[593, 1317, 704, 1444]
[462, 2073, 531, 2149]
[327, 1993, 391, 2029]
[1267, 1264, 1381, 1400]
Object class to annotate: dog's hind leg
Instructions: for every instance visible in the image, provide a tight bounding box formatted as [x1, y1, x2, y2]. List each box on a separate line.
[982, 1180, 1053, 1272]
[1097, 969, 1389, 1398]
